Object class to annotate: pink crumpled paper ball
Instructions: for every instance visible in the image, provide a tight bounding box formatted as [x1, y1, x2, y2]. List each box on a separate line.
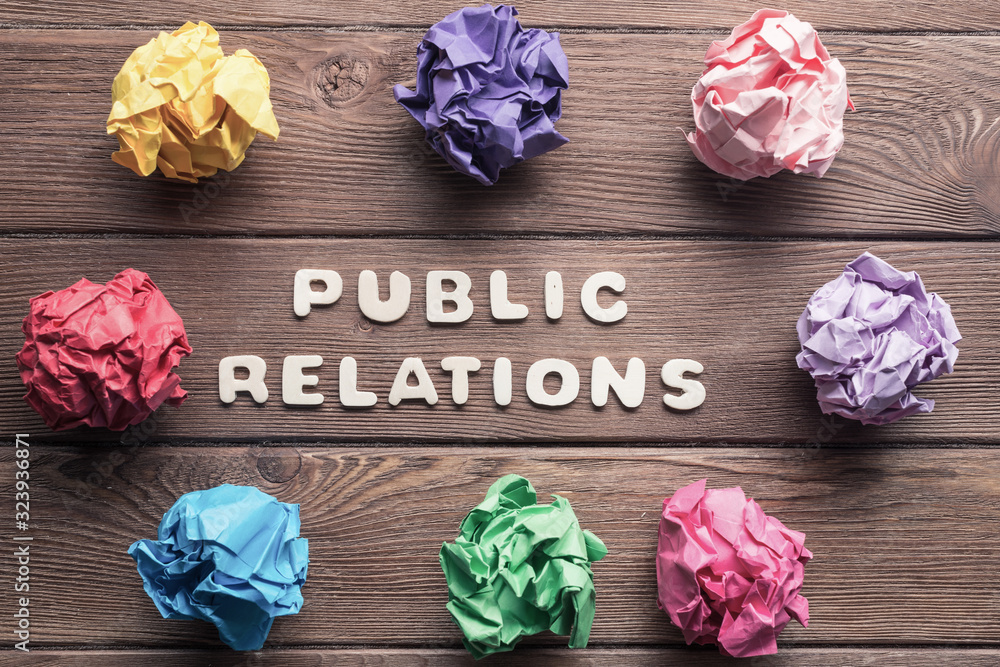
[16, 269, 192, 431]
[685, 9, 854, 181]
[656, 479, 812, 658]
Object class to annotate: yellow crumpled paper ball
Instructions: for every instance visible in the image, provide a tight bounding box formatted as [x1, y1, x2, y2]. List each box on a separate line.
[106, 21, 280, 182]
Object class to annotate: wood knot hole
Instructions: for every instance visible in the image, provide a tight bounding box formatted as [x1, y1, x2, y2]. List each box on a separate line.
[315, 57, 370, 106]
[256, 448, 303, 484]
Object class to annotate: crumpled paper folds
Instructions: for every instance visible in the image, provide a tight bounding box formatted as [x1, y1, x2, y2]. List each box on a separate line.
[107, 21, 279, 182]
[128, 484, 309, 650]
[440, 474, 607, 658]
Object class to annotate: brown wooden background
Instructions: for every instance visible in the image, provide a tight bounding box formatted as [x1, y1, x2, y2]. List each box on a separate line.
[1, 1, 999, 665]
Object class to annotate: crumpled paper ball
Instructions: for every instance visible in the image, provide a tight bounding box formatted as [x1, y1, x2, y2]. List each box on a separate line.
[128, 484, 309, 651]
[394, 4, 569, 185]
[657, 479, 812, 658]
[16, 268, 192, 432]
[440, 474, 607, 659]
[796, 252, 961, 425]
[107, 21, 280, 182]
[685, 9, 854, 181]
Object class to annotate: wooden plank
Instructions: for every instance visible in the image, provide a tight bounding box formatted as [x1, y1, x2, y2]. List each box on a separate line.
[2, 445, 998, 648]
[2, 239, 996, 444]
[10, 648, 1000, 666]
[2, 31, 1000, 237]
[4, 1, 1000, 32]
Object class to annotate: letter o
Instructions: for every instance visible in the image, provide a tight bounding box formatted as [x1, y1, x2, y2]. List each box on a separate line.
[526, 359, 580, 407]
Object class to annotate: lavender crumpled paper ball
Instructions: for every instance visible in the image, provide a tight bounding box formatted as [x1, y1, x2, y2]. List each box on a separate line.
[796, 252, 961, 425]
[393, 4, 569, 185]
[128, 484, 309, 650]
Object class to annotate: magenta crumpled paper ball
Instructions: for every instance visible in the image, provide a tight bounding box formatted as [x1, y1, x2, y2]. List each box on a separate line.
[796, 252, 961, 426]
[16, 269, 192, 431]
[657, 479, 812, 658]
[685, 8, 854, 181]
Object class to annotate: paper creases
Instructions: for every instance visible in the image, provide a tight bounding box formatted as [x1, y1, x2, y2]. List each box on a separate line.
[657, 479, 811, 658]
[797, 252, 961, 425]
[686, 9, 854, 181]
[394, 4, 569, 185]
[107, 21, 279, 182]
[16, 268, 191, 431]
[440, 474, 607, 659]
[128, 484, 309, 651]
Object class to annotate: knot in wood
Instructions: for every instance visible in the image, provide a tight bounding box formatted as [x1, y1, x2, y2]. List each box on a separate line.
[315, 56, 370, 106]
[256, 448, 303, 484]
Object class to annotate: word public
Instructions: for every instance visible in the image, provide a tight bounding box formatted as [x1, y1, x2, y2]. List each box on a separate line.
[218, 270, 707, 410]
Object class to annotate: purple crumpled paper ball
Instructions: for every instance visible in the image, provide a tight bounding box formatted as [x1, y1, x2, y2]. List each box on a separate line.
[393, 4, 569, 185]
[796, 252, 961, 425]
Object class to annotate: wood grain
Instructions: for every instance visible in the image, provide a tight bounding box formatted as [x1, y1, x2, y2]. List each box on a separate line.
[9, 648, 1000, 667]
[4, 0, 1000, 32]
[3, 2, 1000, 660]
[2, 239, 996, 444]
[1, 31, 999, 237]
[2, 445, 998, 648]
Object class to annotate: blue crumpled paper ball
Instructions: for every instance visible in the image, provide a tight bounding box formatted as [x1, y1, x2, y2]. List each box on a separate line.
[128, 484, 309, 650]
[394, 4, 570, 185]
[796, 252, 961, 425]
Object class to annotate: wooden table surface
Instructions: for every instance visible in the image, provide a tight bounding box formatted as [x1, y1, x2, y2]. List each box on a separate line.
[2, 2, 999, 665]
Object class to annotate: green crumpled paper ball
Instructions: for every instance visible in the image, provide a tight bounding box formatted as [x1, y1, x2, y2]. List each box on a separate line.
[439, 474, 608, 659]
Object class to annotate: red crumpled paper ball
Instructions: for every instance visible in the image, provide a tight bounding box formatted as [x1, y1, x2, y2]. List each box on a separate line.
[16, 269, 192, 431]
